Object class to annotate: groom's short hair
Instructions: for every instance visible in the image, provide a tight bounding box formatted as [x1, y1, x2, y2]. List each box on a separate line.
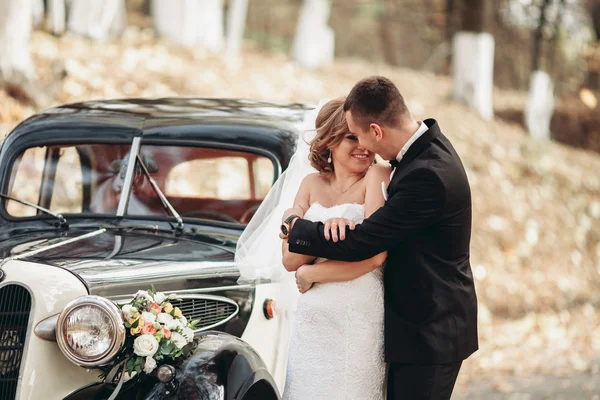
[344, 76, 409, 130]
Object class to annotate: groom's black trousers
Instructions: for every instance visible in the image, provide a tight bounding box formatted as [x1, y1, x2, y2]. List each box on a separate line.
[387, 361, 462, 400]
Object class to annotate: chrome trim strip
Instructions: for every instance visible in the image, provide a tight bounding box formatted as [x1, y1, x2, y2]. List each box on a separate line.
[105, 284, 253, 300]
[0, 228, 106, 269]
[111, 293, 240, 333]
[116, 136, 141, 216]
[81, 261, 240, 290]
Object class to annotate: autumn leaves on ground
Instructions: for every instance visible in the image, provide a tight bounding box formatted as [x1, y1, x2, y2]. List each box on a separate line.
[1, 26, 600, 396]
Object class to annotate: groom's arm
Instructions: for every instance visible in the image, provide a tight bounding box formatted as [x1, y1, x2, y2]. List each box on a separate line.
[288, 168, 446, 262]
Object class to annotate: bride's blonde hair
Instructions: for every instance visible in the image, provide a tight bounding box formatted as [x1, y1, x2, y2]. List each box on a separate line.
[308, 97, 347, 173]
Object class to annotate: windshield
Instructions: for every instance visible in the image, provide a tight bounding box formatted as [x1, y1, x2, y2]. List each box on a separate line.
[4, 142, 276, 224]
[128, 144, 275, 223]
[5, 143, 132, 216]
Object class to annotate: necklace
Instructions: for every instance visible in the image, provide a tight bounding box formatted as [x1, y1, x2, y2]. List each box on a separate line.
[331, 176, 362, 194]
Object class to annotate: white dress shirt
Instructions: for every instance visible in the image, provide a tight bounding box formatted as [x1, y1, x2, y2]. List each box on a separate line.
[382, 121, 429, 200]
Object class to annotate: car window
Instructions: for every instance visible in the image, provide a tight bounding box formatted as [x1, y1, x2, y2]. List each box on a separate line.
[166, 157, 252, 199]
[50, 147, 83, 213]
[5, 147, 45, 217]
[5, 143, 132, 217]
[129, 145, 276, 223]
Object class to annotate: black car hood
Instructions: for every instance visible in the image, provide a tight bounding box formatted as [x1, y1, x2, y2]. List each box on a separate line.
[0, 228, 243, 296]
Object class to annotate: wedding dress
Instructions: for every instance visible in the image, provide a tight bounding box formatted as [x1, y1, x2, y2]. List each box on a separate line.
[283, 202, 385, 400]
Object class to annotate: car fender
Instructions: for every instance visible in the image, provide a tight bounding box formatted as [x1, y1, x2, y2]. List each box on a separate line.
[63, 331, 281, 400]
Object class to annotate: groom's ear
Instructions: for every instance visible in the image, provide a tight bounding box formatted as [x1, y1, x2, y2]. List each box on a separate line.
[370, 123, 384, 142]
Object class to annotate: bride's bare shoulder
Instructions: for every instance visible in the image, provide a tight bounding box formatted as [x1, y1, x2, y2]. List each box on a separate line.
[300, 172, 327, 189]
[366, 163, 391, 184]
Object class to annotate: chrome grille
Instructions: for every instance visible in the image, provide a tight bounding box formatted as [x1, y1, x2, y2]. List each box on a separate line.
[0, 284, 32, 400]
[170, 296, 239, 331]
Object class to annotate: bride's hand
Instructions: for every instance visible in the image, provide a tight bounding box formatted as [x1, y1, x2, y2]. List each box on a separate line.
[324, 218, 356, 242]
[295, 265, 314, 293]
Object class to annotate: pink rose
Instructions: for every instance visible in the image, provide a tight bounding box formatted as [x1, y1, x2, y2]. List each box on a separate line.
[141, 321, 156, 335]
[150, 303, 162, 315]
[162, 327, 171, 339]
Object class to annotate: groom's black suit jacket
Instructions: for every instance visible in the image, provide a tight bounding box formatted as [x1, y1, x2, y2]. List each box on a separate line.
[289, 119, 478, 364]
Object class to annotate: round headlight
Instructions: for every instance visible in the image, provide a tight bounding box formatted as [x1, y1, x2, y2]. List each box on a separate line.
[56, 296, 125, 367]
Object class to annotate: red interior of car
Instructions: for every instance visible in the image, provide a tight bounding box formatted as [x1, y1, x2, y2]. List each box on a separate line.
[84, 145, 271, 224]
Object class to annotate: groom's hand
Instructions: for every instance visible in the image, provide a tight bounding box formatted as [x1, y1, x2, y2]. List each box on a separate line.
[324, 218, 355, 242]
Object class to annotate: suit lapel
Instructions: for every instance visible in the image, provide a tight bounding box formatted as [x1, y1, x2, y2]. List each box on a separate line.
[387, 119, 441, 194]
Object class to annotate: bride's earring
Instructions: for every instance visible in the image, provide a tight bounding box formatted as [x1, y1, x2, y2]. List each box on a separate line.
[327, 150, 332, 164]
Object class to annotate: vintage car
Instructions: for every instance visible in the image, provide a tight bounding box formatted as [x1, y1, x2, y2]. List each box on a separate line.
[0, 98, 308, 400]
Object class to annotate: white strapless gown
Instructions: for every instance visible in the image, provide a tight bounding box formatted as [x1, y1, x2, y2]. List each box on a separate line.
[283, 203, 385, 400]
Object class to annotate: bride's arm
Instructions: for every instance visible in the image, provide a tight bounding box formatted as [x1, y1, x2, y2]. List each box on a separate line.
[296, 164, 391, 284]
[282, 174, 318, 271]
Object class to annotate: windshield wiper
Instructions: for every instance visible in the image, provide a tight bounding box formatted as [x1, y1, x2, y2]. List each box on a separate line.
[0, 193, 69, 228]
[136, 154, 184, 232]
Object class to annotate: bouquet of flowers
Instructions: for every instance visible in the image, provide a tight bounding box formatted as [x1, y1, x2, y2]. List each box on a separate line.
[102, 285, 199, 379]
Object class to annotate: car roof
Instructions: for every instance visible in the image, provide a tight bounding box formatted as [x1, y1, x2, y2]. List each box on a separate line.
[3, 97, 313, 168]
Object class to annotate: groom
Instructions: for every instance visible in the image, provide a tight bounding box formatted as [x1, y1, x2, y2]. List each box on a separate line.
[283, 76, 478, 399]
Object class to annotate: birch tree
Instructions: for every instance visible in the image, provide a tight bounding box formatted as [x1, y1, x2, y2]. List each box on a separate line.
[32, 0, 44, 27]
[292, 0, 334, 69]
[451, 0, 495, 120]
[152, 0, 224, 51]
[226, 0, 248, 61]
[68, 0, 126, 41]
[46, 0, 66, 36]
[0, 0, 35, 85]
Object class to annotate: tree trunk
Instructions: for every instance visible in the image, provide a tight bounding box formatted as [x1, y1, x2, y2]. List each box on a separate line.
[32, 0, 44, 27]
[591, 1, 600, 41]
[532, 0, 551, 73]
[0, 0, 35, 85]
[152, 0, 224, 51]
[292, 0, 334, 69]
[226, 0, 248, 61]
[525, 70, 554, 141]
[446, 0, 455, 42]
[460, 0, 485, 32]
[451, 32, 495, 120]
[379, 0, 400, 66]
[68, 0, 127, 41]
[46, 0, 66, 36]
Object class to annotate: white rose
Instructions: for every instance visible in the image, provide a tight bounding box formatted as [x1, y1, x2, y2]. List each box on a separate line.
[135, 290, 153, 302]
[167, 293, 178, 300]
[141, 311, 156, 323]
[178, 316, 188, 326]
[166, 319, 180, 330]
[143, 356, 157, 374]
[170, 332, 187, 349]
[133, 334, 159, 357]
[156, 313, 173, 325]
[182, 327, 194, 342]
[122, 305, 133, 318]
[153, 292, 166, 304]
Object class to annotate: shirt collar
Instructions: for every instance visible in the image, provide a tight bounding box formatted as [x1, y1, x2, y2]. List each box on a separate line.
[395, 121, 428, 162]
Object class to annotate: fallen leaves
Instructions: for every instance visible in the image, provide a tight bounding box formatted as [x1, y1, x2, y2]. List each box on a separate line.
[0, 25, 599, 390]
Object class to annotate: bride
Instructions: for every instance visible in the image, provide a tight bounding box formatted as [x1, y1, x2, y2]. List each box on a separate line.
[236, 98, 390, 400]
